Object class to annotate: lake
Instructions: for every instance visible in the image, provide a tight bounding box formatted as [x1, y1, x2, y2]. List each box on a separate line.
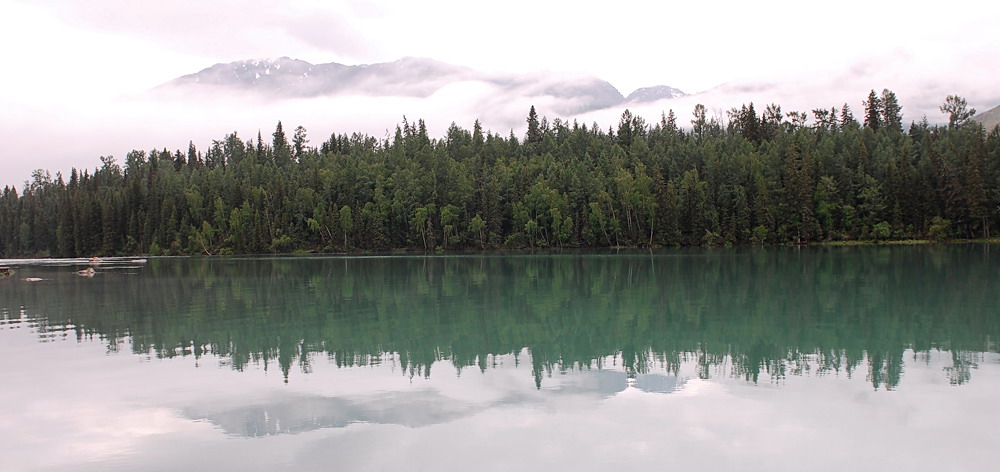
[1, 246, 999, 471]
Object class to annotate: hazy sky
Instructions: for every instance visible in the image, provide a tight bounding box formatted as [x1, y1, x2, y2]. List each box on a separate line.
[2, 0, 999, 187]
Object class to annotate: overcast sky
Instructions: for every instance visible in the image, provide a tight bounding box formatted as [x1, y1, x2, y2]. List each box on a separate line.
[2, 0, 999, 187]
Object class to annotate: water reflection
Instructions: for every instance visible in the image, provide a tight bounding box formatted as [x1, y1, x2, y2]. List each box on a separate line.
[182, 366, 685, 439]
[186, 390, 480, 437]
[1, 245, 998, 390]
[553, 369, 685, 397]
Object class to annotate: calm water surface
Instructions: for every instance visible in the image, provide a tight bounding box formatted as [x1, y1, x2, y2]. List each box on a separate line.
[1, 246, 999, 471]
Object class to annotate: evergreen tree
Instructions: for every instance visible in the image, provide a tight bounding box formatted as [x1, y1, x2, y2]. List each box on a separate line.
[293, 125, 309, 159]
[940, 95, 977, 129]
[272, 121, 291, 167]
[864, 90, 882, 131]
[880, 89, 903, 133]
[840, 103, 859, 129]
[526, 106, 541, 146]
[691, 104, 708, 142]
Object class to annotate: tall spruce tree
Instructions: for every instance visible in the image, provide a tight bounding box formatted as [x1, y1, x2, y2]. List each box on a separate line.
[880, 89, 903, 133]
[864, 90, 882, 131]
[272, 121, 291, 167]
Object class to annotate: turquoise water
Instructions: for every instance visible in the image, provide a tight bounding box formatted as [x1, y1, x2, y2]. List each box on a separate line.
[1, 246, 998, 470]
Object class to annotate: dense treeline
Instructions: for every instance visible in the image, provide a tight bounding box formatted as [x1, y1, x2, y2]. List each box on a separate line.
[1, 91, 997, 256]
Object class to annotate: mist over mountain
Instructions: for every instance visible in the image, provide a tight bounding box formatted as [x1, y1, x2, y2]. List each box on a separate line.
[156, 57, 686, 115]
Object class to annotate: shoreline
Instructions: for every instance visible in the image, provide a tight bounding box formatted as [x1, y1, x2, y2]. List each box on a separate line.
[3, 238, 1000, 261]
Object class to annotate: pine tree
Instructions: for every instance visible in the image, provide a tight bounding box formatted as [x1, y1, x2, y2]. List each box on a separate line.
[617, 109, 635, 148]
[840, 103, 858, 129]
[292, 125, 309, 160]
[691, 104, 708, 142]
[740, 103, 762, 143]
[761, 104, 783, 140]
[965, 129, 989, 237]
[526, 106, 541, 146]
[864, 90, 882, 131]
[940, 95, 977, 129]
[880, 89, 903, 133]
[272, 121, 291, 167]
[665, 109, 678, 134]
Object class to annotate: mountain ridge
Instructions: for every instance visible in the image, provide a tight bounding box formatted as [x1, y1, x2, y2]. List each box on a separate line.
[157, 57, 686, 114]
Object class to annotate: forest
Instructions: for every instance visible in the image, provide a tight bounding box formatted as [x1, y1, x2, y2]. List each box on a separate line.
[0, 90, 996, 257]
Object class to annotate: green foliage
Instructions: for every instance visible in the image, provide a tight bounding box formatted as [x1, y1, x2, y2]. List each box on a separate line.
[271, 233, 294, 253]
[872, 221, 892, 241]
[503, 232, 529, 248]
[864, 90, 882, 131]
[929, 217, 953, 241]
[469, 214, 486, 248]
[339, 205, 353, 248]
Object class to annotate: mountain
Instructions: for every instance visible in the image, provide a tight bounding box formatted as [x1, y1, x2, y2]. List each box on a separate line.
[625, 85, 686, 103]
[157, 57, 684, 114]
[972, 104, 1000, 132]
[166, 57, 474, 99]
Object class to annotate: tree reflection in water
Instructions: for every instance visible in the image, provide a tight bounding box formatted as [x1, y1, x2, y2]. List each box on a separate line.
[2, 246, 998, 390]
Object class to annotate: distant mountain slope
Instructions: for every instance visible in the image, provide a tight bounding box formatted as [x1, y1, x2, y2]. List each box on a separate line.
[157, 57, 684, 114]
[626, 85, 686, 103]
[972, 104, 1000, 132]
[168, 57, 474, 99]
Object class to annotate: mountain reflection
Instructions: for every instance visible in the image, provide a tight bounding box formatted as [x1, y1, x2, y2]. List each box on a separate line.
[183, 370, 683, 438]
[2, 246, 998, 390]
